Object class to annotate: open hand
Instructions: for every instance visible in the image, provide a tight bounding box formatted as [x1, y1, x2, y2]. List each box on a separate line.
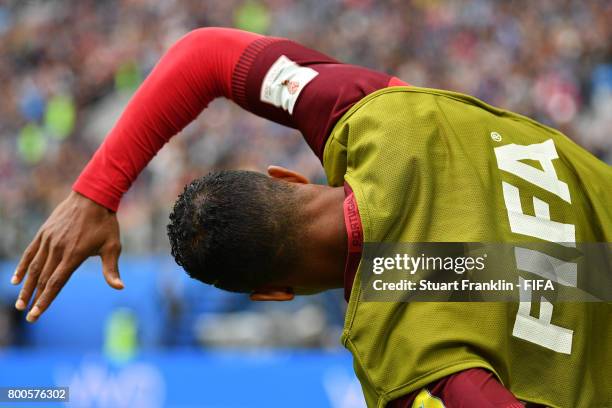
[11, 191, 124, 322]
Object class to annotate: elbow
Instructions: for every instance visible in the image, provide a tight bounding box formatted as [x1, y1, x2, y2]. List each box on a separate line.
[173, 27, 261, 56]
[177, 27, 232, 47]
[168, 27, 261, 98]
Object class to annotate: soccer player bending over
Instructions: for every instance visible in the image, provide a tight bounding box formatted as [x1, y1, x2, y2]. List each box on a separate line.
[12, 28, 612, 407]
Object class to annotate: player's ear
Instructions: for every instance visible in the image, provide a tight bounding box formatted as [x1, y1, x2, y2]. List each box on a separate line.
[267, 165, 309, 184]
[250, 286, 295, 301]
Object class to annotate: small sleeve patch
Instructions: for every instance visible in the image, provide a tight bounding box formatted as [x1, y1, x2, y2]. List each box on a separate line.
[260, 55, 318, 114]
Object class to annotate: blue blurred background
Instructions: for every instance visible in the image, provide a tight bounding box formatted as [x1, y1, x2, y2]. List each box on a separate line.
[0, 0, 610, 407]
[0, 259, 356, 408]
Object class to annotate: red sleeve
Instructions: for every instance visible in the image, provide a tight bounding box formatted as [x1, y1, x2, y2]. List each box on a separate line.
[387, 368, 525, 408]
[232, 40, 408, 158]
[73, 28, 269, 211]
[73, 27, 407, 211]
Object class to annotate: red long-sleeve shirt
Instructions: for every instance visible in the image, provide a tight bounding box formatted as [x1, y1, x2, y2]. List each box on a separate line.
[73, 27, 403, 211]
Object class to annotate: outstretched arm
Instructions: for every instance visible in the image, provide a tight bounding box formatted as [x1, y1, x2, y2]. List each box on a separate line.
[13, 27, 406, 322]
[74, 28, 264, 211]
[13, 28, 263, 322]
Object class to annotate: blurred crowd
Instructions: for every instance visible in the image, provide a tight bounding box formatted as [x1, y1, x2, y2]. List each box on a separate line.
[1, 0, 611, 257]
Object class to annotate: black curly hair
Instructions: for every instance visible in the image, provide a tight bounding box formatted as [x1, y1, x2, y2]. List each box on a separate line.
[167, 170, 300, 293]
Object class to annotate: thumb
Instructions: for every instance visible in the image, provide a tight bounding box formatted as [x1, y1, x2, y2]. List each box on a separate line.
[101, 243, 124, 290]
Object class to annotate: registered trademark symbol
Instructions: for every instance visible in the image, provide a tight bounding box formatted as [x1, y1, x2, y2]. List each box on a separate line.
[490, 132, 502, 142]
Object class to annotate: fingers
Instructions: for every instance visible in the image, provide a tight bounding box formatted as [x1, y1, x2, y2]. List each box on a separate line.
[12, 234, 42, 285]
[30, 248, 62, 310]
[16, 239, 123, 322]
[101, 242, 124, 290]
[15, 240, 49, 311]
[12, 192, 122, 323]
[25, 264, 71, 323]
[25, 251, 88, 323]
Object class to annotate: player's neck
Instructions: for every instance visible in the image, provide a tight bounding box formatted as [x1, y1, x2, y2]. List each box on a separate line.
[292, 185, 347, 292]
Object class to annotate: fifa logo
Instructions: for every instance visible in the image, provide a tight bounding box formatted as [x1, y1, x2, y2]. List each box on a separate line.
[494, 138, 576, 354]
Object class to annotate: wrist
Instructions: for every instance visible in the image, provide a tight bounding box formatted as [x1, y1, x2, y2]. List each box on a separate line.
[68, 190, 116, 215]
[71, 178, 120, 212]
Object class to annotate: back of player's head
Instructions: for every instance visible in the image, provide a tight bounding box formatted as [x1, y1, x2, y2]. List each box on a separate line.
[167, 170, 300, 293]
